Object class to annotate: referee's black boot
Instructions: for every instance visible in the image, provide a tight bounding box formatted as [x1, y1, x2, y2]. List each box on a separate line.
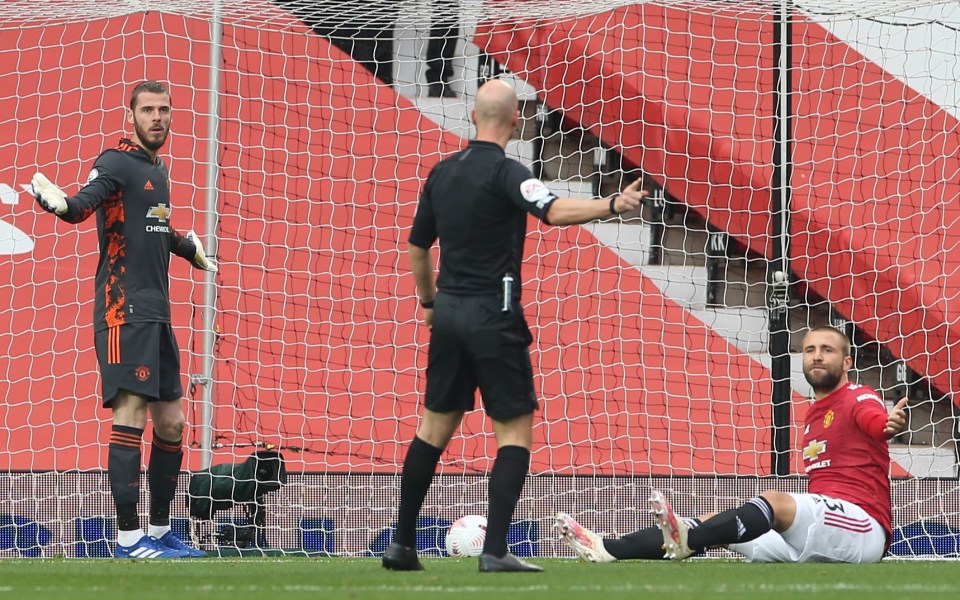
[382, 542, 424, 571]
[478, 552, 543, 572]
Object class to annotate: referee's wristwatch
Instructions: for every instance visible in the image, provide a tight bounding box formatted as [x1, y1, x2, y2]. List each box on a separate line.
[608, 194, 620, 215]
[419, 298, 435, 309]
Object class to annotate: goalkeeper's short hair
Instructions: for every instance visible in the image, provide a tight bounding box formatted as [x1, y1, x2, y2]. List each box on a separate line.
[130, 81, 170, 110]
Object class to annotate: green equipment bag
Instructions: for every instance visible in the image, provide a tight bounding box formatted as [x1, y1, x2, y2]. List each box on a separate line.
[187, 450, 287, 521]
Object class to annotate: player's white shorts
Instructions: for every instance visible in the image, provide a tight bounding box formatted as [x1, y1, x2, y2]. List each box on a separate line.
[727, 493, 886, 563]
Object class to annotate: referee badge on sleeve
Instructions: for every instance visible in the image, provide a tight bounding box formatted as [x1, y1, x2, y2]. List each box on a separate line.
[520, 178, 555, 210]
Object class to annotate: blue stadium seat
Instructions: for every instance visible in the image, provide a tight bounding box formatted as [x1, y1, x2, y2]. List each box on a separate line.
[890, 521, 960, 557]
[507, 519, 539, 557]
[368, 517, 452, 557]
[0, 515, 52, 557]
[300, 517, 336, 554]
[170, 517, 191, 543]
[74, 516, 115, 558]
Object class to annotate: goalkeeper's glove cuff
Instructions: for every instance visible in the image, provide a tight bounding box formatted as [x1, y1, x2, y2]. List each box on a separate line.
[186, 230, 218, 273]
[31, 172, 68, 215]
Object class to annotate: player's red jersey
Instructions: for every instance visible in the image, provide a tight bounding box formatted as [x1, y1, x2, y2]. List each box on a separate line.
[802, 382, 892, 537]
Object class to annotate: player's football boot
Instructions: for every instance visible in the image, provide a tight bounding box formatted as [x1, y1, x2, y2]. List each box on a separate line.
[157, 531, 206, 558]
[382, 541, 424, 571]
[478, 552, 543, 572]
[555, 512, 616, 563]
[649, 489, 694, 560]
[114, 535, 183, 559]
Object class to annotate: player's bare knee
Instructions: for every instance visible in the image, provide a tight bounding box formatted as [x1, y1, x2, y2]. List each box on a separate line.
[169, 417, 185, 439]
[417, 409, 463, 449]
[150, 409, 185, 441]
[491, 413, 533, 449]
[111, 392, 148, 428]
[155, 417, 184, 441]
[760, 490, 797, 531]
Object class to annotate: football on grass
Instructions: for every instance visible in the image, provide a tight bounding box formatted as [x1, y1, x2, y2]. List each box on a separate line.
[445, 514, 487, 557]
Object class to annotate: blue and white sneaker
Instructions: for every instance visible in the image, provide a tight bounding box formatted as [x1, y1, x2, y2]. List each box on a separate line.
[157, 531, 206, 558]
[114, 535, 183, 559]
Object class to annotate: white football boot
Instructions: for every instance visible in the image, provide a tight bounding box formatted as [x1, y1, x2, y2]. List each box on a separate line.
[555, 512, 616, 563]
[649, 490, 694, 560]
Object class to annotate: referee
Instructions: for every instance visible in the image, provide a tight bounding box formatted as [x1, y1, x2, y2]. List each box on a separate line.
[383, 79, 647, 572]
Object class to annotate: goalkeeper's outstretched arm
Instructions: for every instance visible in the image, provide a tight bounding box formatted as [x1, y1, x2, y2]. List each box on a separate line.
[32, 171, 113, 224]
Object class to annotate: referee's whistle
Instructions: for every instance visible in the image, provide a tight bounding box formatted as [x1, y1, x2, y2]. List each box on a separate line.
[502, 273, 514, 313]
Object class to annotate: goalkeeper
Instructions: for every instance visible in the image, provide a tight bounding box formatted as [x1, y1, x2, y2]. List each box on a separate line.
[557, 326, 909, 564]
[33, 81, 214, 559]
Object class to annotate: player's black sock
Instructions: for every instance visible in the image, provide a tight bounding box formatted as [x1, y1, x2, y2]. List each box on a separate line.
[604, 519, 702, 560]
[394, 436, 443, 548]
[108, 425, 144, 532]
[148, 433, 183, 528]
[482, 445, 530, 558]
[687, 497, 774, 551]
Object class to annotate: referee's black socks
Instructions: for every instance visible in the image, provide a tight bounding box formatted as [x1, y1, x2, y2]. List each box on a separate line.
[395, 436, 443, 548]
[482, 445, 530, 558]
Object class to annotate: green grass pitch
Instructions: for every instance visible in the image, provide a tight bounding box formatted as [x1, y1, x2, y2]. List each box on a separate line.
[1, 557, 958, 600]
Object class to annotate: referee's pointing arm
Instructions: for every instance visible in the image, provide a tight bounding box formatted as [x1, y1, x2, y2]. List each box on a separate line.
[471, 79, 647, 226]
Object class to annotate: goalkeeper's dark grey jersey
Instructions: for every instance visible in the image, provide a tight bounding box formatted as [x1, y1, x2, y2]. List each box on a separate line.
[408, 140, 558, 303]
[58, 138, 197, 331]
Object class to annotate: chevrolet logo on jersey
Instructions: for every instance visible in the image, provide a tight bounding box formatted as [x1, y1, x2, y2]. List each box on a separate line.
[145, 204, 171, 233]
[803, 439, 827, 461]
[146, 204, 171, 223]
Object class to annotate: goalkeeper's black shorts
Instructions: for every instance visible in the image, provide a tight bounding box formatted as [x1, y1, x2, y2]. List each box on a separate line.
[94, 322, 184, 407]
[424, 293, 538, 422]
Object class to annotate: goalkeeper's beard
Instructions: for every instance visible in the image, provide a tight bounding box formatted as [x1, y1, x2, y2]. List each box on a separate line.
[134, 120, 169, 153]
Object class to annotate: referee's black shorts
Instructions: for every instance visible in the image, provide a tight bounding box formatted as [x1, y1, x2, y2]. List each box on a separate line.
[94, 322, 184, 408]
[424, 293, 538, 422]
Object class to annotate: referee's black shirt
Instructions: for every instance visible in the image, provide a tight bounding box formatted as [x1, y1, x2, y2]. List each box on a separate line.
[408, 140, 557, 303]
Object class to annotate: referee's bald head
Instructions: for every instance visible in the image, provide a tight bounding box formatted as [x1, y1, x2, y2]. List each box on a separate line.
[475, 79, 519, 128]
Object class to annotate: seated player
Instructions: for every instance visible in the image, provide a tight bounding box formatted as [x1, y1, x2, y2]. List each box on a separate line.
[557, 326, 907, 564]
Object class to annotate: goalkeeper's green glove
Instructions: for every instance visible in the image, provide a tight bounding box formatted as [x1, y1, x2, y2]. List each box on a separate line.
[31, 172, 68, 215]
[186, 230, 218, 272]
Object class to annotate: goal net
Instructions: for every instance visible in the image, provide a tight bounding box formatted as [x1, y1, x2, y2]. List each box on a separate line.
[1, 0, 958, 558]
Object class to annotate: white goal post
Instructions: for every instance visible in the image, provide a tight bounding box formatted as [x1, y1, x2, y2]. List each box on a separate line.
[0, 0, 959, 558]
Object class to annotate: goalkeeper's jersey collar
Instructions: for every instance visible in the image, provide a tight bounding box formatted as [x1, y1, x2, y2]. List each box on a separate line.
[116, 137, 160, 164]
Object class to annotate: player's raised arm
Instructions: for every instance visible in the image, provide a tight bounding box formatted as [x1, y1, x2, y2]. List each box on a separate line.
[884, 397, 909, 437]
[33, 171, 113, 224]
[544, 178, 647, 226]
[31, 172, 67, 215]
[33, 156, 123, 224]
